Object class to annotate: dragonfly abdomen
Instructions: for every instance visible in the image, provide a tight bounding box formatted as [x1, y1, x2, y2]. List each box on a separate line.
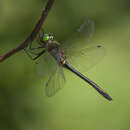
[64, 61, 112, 101]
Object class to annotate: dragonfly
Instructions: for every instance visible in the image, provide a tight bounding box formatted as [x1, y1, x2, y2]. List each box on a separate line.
[24, 20, 112, 101]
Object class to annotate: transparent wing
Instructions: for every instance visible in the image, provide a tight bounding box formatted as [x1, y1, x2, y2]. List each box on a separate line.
[35, 52, 57, 78]
[66, 45, 105, 72]
[35, 51, 66, 97]
[45, 65, 65, 97]
[62, 20, 95, 55]
[62, 20, 105, 72]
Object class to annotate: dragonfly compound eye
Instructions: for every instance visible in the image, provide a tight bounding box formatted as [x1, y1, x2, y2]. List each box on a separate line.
[49, 35, 54, 40]
[43, 34, 50, 42]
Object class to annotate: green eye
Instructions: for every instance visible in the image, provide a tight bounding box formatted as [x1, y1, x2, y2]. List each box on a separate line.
[43, 34, 50, 41]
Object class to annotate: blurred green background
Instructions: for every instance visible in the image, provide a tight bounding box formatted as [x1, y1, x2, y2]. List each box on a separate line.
[0, 0, 130, 130]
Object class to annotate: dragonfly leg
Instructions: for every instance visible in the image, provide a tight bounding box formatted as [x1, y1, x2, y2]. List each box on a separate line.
[32, 50, 46, 60]
[24, 49, 46, 60]
[29, 41, 43, 51]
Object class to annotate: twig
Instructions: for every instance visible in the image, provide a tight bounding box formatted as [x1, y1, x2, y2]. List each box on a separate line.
[0, 0, 55, 62]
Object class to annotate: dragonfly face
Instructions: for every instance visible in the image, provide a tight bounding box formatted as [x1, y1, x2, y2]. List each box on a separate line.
[41, 33, 54, 43]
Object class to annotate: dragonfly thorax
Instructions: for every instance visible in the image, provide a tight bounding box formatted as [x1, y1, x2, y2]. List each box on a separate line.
[46, 42, 66, 66]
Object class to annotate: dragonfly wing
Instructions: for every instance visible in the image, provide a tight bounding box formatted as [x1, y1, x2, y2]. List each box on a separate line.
[62, 20, 95, 55]
[35, 51, 66, 97]
[66, 45, 105, 72]
[62, 20, 105, 72]
[35, 52, 57, 78]
[45, 65, 66, 97]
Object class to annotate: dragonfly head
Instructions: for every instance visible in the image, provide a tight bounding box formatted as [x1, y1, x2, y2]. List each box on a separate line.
[42, 33, 54, 43]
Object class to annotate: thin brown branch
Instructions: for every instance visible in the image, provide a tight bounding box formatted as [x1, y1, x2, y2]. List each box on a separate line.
[0, 0, 55, 62]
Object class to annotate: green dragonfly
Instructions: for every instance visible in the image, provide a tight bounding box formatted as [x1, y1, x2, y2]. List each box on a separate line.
[24, 20, 112, 101]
